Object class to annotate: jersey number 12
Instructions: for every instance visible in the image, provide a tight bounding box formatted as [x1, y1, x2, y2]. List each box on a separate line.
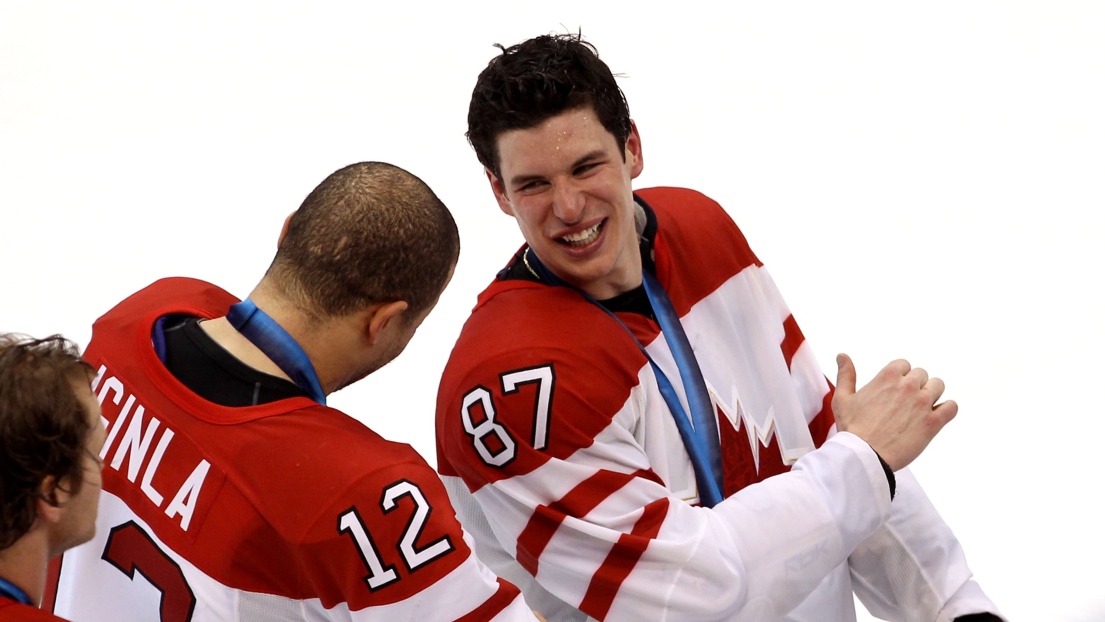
[339, 479, 455, 591]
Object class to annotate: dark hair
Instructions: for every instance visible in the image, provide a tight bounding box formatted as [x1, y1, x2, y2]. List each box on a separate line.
[0, 334, 94, 550]
[467, 33, 632, 179]
[265, 161, 460, 320]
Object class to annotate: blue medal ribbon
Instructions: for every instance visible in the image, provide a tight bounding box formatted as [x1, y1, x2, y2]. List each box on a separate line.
[641, 271, 724, 505]
[0, 576, 32, 606]
[524, 249, 724, 507]
[225, 299, 327, 405]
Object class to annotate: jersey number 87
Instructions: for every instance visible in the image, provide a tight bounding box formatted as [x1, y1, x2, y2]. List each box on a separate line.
[461, 365, 555, 467]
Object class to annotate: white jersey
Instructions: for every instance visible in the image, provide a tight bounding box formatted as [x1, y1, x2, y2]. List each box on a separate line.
[436, 187, 1003, 621]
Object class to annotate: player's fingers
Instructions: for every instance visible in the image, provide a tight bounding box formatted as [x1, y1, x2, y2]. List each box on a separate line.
[884, 358, 912, 377]
[922, 376, 946, 404]
[835, 353, 857, 396]
[932, 399, 958, 425]
[907, 367, 929, 389]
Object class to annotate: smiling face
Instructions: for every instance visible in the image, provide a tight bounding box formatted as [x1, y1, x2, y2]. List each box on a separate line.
[488, 106, 644, 300]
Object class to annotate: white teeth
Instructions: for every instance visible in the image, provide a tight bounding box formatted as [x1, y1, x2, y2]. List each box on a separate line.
[560, 222, 602, 247]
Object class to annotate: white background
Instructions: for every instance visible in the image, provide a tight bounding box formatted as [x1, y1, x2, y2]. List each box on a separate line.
[3, 2, 1103, 620]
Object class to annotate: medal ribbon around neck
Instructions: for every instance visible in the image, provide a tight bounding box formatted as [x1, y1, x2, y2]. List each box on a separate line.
[523, 248, 725, 507]
[0, 576, 32, 606]
[225, 299, 327, 405]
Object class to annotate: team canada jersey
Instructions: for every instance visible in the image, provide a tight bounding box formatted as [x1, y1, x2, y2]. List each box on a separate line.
[436, 188, 1002, 621]
[48, 278, 534, 622]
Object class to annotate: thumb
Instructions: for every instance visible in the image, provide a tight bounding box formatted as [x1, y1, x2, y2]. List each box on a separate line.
[835, 353, 857, 397]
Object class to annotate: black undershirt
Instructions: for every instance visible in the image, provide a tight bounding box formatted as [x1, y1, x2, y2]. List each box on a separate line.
[161, 315, 308, 406]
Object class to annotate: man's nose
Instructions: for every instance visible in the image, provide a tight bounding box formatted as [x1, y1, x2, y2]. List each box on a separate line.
[551, 180, 585, 224]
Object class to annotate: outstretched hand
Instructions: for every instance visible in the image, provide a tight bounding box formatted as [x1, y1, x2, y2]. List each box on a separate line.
[832, 353, 958, 472]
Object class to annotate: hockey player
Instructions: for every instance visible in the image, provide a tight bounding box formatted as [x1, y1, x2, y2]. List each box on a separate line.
[435, 34, 1004, 621]
[49, 162, 539, 621]
[0, 334, 105, 621]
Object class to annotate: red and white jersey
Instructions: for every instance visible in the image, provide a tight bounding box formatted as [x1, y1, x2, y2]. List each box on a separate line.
[48, 278, 534, 622]
[436, 188, 1002, 621]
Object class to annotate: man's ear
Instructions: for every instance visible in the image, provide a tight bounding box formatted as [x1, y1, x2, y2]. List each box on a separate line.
[277, 211, 295, 249]
[35, 476, 67, 526]
[486, 168, 514, 217]
[365, 301, 410, 345]
[626, 119, 644, 179]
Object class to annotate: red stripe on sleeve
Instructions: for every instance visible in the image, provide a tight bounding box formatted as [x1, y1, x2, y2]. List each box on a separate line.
[516, 469, 662, 576]
[578, 498, 670, 619]
[455, 578, 523, 622]
[779, 314, 804, 370]
[516, 507, 561, 576]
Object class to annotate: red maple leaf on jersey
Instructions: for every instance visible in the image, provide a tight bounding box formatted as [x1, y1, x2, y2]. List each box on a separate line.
[718, 405, 791, 497]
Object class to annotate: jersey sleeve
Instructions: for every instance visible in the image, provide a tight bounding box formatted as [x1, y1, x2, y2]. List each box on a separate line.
[847, 467, 1006, 621]
[295, 457, 537, 621]
[438, 338, 895, 620]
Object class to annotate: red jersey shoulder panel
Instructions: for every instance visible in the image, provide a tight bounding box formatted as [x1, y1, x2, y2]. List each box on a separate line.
[438, 282, 650, 488]
[293, 456, 475, 609]
[636, 187, 763, 316]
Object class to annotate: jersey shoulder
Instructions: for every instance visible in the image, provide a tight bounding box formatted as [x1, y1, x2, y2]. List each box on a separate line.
[95, 277, 238, 327]
[637, 186, 763, 314]
[266, 414, 476, 610]
[437, 282, 651, 486]
[636, 186, 757, 256]
[441, 282, 647, 421]
[204, 402, 438, 532]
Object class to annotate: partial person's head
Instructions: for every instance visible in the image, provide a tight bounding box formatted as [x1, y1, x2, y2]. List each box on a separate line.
[267, 161, 459, 320]
[0, 334, 106, 558]
[468, 34, 645, 300]
[263, 162, 459, 382]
